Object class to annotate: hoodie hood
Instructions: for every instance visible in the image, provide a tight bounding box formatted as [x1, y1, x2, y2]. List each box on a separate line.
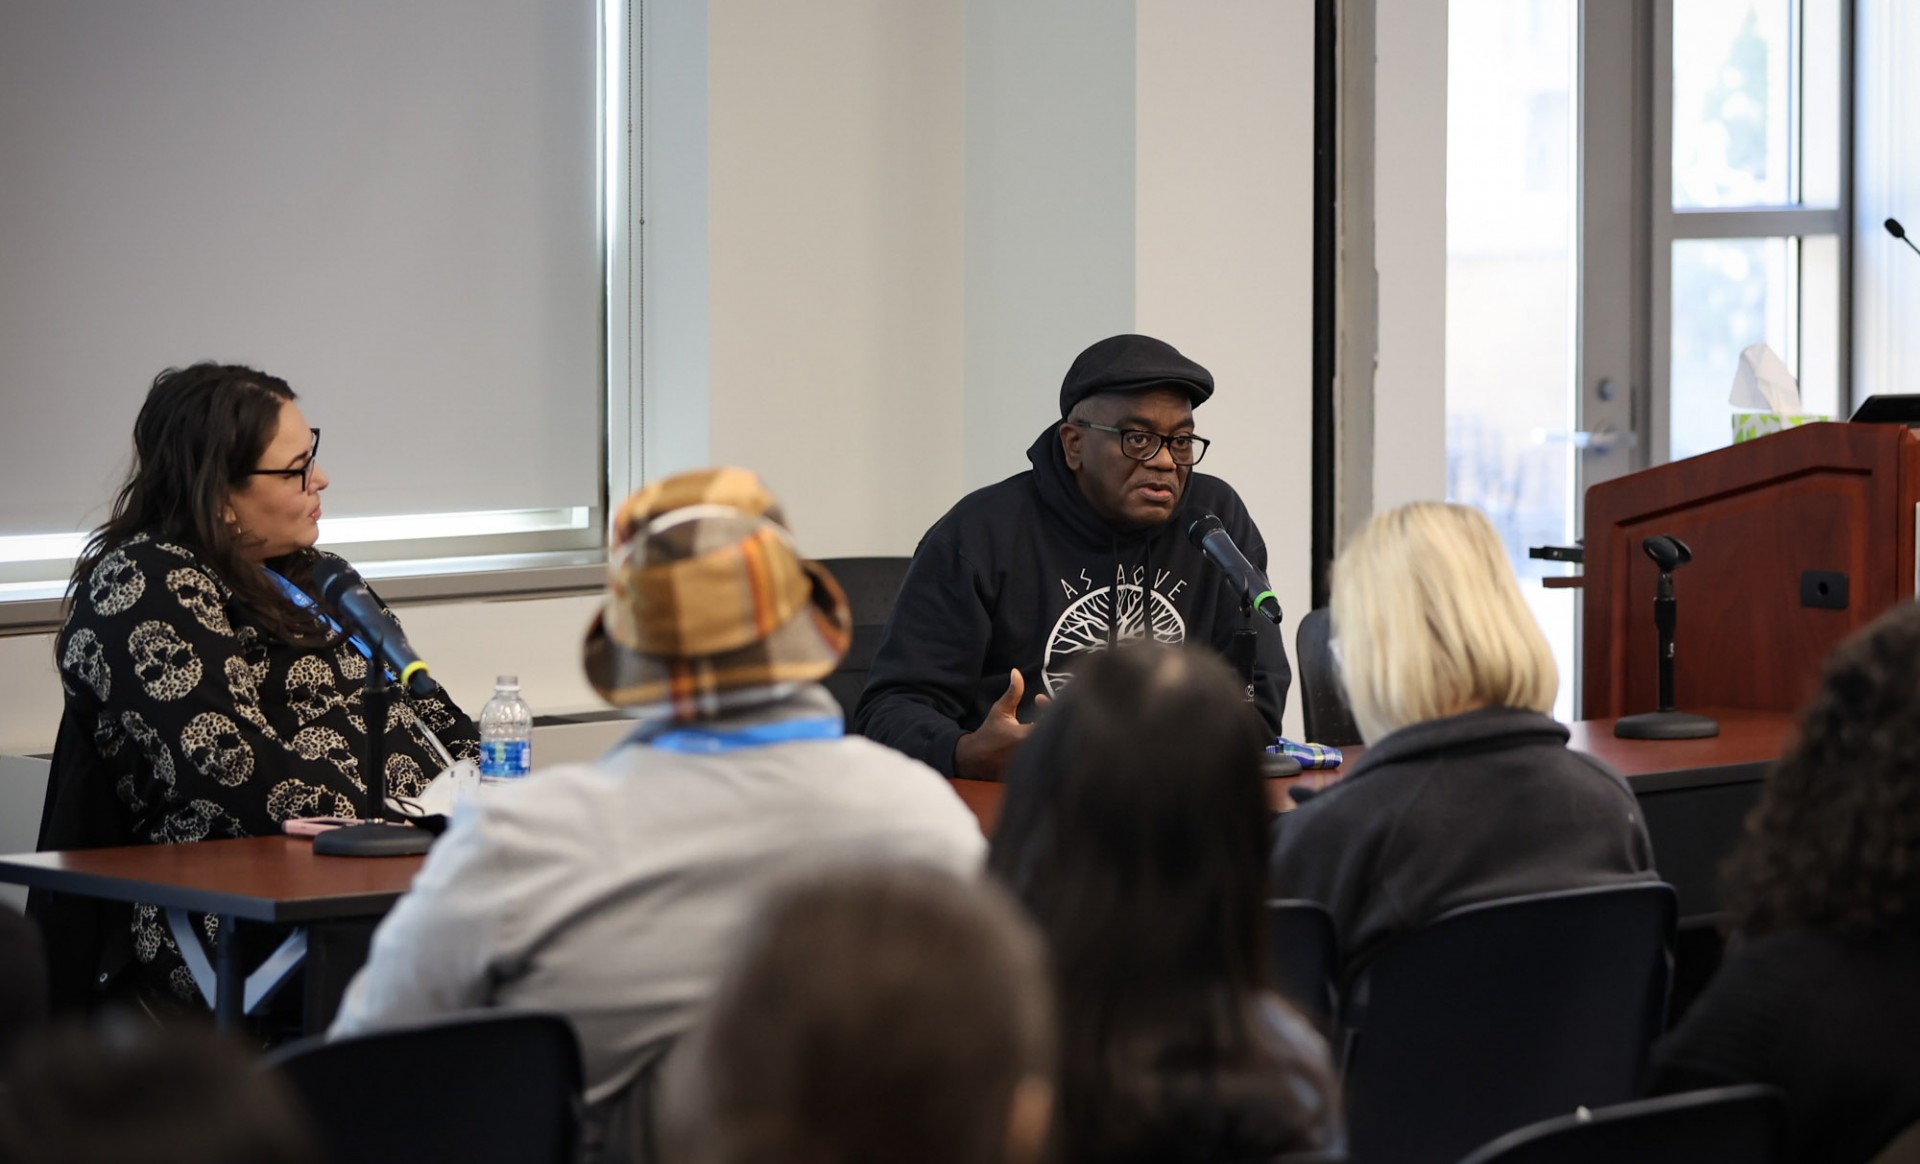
[1025, 423, 1195, 552]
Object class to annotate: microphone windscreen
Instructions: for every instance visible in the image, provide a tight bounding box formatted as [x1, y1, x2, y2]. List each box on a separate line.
[307, 556, 363, 606]
[1888, 218, 1907, 240]
[1187, 513, 1226, 548]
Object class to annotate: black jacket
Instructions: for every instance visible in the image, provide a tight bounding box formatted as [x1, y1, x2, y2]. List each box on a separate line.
[853, 424, 1291, 777]
[1269, 707, 1657, 980]
[1649, 929, 1920, 1164]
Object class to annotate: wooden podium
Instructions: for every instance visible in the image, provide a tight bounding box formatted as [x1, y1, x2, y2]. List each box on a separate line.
[1582, 422, 1920, 719]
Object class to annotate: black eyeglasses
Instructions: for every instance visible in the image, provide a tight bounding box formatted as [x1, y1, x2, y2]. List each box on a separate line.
[243, 428, 321, 492]
[1071, 421, 1210, 466]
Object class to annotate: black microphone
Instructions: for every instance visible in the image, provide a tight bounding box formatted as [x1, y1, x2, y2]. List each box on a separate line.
[1886, 218, 1920, 258]
[308, 558, 437, 697]
[1187, 514, 1283, 625]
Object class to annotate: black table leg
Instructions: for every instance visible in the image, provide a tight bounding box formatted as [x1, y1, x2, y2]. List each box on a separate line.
[214, 913, 243, 1031]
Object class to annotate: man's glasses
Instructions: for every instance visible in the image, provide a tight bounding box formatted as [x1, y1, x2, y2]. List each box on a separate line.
[1072, 421, 1210, 466]
[243, 428, 321, 492]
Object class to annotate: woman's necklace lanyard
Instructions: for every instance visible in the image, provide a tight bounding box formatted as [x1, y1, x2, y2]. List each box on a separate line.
[262, 568, 455, 769]
[263, 568, 383, 673]
[645, 718, 844, 755]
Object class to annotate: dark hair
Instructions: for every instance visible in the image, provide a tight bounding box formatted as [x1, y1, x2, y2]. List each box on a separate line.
[68, 364, 326, 645]
[0, 1022, 320, 1164]
[1724, 600, 1920, 942]
[988, 644, 1334, 1162]
[687, 864, 1055, 1164]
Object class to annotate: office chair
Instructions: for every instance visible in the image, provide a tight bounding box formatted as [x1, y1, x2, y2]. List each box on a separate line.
[1455, 1083, 1783, 1164]
[1341, 882, 1678, 1164]
[816, 557, 912, 718]
[1295, 609, 1361, 746]
[1268, 899, 1339, 1038]
[263, 1010, 583, 1164]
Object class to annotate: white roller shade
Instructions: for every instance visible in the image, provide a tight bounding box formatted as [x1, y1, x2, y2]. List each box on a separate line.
[0, 0, 602, 535]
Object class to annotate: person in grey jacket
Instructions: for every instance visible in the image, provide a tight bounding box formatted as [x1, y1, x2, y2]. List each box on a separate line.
[331, 468, 985, 1157]
[1269, 502, 1656, 981]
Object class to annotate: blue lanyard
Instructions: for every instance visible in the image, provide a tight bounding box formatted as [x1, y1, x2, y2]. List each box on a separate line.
[263, 568, 387, 676]
[645, 717, 844, 755]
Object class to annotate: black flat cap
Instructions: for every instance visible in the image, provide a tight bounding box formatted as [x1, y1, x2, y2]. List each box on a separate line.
[1059, 334, 1215, 418]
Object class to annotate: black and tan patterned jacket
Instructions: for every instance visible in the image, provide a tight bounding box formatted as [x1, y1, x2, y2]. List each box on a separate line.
[37, 533, 478, 1008]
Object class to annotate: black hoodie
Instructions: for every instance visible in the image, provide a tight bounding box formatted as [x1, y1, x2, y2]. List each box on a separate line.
[852, 424, 1291, 777]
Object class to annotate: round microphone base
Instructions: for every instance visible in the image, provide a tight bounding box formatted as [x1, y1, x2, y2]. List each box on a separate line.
[311, 822, 435, 858]
[1261, 751, 1304, 778]
[1613, 710, 1720, 740]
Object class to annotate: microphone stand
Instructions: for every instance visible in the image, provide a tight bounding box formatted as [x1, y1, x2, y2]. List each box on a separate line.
[314, 627, 436, 857]
[1613, 569, 1719, 740]
[1225, 600, 1301, 778]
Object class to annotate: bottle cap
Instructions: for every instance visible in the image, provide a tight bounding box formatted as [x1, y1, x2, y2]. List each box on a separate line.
[495, 674, 520, 689]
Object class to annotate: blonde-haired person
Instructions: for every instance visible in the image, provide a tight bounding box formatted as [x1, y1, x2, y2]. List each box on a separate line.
[1269, 501, 1655, 979]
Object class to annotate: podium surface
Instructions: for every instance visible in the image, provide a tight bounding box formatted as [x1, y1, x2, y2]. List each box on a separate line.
[1582, 422, 1920, 719]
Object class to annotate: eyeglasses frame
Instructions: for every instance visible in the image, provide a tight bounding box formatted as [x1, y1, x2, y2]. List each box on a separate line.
[1069, 420, 1211, 466]
[241, 427, 322, 493]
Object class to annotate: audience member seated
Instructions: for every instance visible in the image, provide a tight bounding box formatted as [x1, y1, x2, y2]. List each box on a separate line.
[1269, 501, 1656, 980]
[330, 468, 985, 1155]
[38, 363, 478, 1014]
[0, 907, 47, 1062]
[667, 864, 1054, 1164]
[0, 1021, 318, 1164]
[1648, 600, 1920, 1164]
[988, 644, 1340, 1163]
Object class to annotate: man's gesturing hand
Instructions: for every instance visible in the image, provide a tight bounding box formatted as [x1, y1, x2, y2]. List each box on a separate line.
[953, 668, 1048, 782]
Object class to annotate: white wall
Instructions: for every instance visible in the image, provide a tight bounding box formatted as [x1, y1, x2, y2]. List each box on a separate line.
[706, 0, 968, 557]
[963, 0, 1139, 486]
[1136, 0, 1316, 732]
[1370, 0, 1450, 509]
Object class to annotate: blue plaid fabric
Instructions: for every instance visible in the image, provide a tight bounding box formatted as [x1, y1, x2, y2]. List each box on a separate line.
[1267, 738, 1345, 769]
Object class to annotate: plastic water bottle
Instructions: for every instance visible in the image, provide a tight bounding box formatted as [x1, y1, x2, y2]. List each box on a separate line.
[478, 675, 533, 783]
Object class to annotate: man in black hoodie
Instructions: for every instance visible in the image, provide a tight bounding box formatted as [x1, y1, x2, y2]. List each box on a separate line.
[853, 334, 1292, 780]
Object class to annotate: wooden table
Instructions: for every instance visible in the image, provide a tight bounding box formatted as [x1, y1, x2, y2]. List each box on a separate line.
[955, 707, 1793, 923]
[0, 837, 423, 1031]
[1, 708, 1790, 1030]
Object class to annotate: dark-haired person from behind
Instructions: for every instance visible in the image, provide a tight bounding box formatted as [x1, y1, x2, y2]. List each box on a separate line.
[988, 644, 1339, 1164]
[670, 865, 1055, 1164]
[1648, 600, 1920, 1164]
[0, 1022, 319, 1164]
[1269, 502, 1655, 981]
[38, 364, 478, 1014]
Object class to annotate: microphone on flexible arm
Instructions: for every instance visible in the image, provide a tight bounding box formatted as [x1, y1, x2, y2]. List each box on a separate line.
[1187, 514, 1283, 625]
[307, 558, 437, 697]
[1886, 218, 1920, 259]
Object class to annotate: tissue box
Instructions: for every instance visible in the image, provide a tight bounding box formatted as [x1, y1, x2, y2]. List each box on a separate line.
[1732, 412, 1826, 444]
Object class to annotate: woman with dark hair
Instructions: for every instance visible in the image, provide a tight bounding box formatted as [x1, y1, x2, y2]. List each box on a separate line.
[1648, 600, 1920, 1163]
[38, 363, 478, 1012]
[987, 644, 1339, 1164]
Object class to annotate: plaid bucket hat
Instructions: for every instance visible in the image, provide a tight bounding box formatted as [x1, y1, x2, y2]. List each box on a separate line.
[583, 467, 852, 720]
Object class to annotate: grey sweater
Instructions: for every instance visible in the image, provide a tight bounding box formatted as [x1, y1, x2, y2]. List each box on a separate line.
[332, 685, 986, 1108]
[1268, 706, 1658, 981]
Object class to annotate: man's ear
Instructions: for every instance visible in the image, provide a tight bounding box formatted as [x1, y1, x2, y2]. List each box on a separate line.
[1058, 421, 1083, 471]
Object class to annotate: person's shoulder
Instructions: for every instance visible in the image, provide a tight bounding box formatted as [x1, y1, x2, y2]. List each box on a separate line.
[934, 472, 1037, 528]
[1183, 474, 1263, 535]
[67, 533, 220, 624]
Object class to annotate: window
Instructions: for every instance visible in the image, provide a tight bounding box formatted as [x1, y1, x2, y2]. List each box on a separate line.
[1657, 0, 1847, 461]
[0, 0, 639, 626]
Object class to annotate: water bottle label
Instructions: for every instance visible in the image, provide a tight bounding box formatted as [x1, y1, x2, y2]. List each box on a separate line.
[479, 740, 532, 778]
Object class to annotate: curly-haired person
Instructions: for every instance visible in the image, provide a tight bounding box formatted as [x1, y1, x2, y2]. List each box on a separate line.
[1648, 599, 1920, 1163]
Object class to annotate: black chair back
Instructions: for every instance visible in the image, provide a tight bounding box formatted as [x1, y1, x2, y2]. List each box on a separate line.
[1455, 1083, 1785, 1164]
[264, 1011, 583, 1164]
[1268, 899, 1338, 1037]
[1342, 882, 1677, 1164]
[1295, 608, 1360, 746]
[816, 556, 912, 719]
